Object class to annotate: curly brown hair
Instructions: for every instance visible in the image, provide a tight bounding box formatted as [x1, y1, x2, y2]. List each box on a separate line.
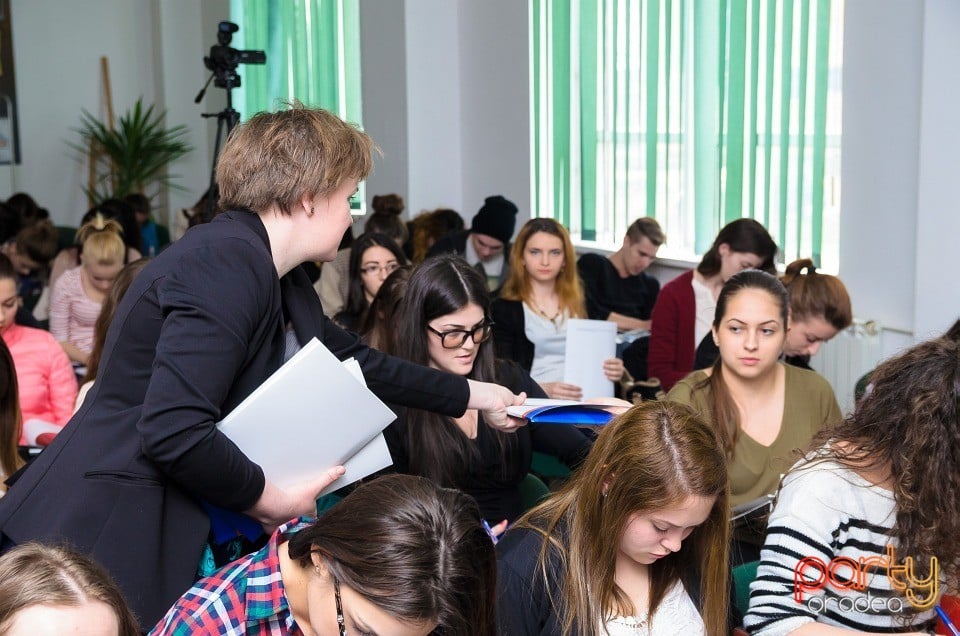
[807, 335, 960, 585]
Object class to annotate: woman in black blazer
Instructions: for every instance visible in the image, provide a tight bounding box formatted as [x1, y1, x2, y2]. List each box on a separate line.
[0, 107, 524, 629]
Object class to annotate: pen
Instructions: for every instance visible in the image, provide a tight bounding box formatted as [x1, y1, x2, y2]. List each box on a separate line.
[936, 605, 960, 636]
[481, 519, 499, 545]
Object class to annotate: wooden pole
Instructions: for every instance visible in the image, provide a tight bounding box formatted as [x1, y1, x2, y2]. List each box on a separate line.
[87, 56, 116, 205]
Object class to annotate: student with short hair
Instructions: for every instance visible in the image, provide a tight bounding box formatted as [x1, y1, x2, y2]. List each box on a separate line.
[152, 474, 498, 636]
[578, 217, 665, 332]
[496, 400, 731, 635]
[0, 542, 139, 636]
[744, 335, 960, 635]
[0, 219, 58, 319]
[649, 218, 778, 390]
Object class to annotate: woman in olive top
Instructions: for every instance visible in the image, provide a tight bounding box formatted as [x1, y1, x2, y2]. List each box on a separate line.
[667, 270, 840, 563]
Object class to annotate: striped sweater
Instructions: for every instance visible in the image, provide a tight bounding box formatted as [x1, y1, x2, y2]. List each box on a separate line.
[744, 455, 938, 635]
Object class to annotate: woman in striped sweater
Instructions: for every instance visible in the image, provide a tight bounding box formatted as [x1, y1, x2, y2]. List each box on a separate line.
[745, 335, 960, 635]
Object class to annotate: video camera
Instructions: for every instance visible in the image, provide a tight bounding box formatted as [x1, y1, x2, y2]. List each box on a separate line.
[203, 21, 266, 89]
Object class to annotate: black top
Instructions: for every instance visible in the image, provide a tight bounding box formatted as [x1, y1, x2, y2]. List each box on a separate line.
[491, 298, 535, 371]
[577, 252, 660, 321]
[0, 210, 471, 628]
[384, 361, 592, 522]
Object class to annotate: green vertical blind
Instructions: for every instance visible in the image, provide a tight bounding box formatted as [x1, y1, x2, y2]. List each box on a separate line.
[531, 0, 843, 268]
[229, 0, 365, 209]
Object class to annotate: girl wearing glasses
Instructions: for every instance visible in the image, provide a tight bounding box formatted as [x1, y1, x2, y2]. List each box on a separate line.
[334, 232, 407, 331]
[496, 400, 731, 636]
[384, 254, 593, 524]
[492, 218, 624, 401]
[152, 474, 498, 636]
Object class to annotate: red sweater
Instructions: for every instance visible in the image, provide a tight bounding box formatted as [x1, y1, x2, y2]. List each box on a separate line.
[648, 270, 697, 391]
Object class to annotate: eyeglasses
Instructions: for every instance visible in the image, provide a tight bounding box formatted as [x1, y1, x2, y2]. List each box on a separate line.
[427, 320, 494, 349]
[360, 262, 400, 276]
[334, 574, 346, 636]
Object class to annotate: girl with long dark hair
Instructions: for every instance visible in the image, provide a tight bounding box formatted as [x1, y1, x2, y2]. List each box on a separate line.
[334, 232, 407, 331]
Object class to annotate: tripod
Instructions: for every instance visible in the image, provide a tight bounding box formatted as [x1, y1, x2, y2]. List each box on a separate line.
[200, 82, 240, 223]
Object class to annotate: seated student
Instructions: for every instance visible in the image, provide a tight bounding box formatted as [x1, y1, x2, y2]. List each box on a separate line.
[334, 232, 408, 331]
[0, 338, 22, 495]
[496, 400, 731, 636]
[0, 220, 58, 322]
[152, 474, 497, 636]
[124, 192, 170, 257]
[0, 255, 76, 444]
[427, 195, 519, 292]
[384, 255, 593, 523]
[317, 193, 408, 318]
[74, 259, 149, 411]
[406, 207, 465, 263]
[577, 217, 664, 332]
[694, 258, 853, 371]
[667, 270, 841, 562]
[492, 218, 624, 400]
[50, 215, 126, 365]
[358, 265, 411, 351]
[649, 218, 778, 391]
[0, 542, 139, 635]
[744, 335, 960, 635]
[48, 200, 143, 291]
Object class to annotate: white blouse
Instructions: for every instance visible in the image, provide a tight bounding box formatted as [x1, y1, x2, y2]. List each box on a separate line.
[602, 579, 704, 635]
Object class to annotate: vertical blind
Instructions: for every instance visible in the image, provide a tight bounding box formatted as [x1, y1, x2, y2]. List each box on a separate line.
[532, 0, 843, 269]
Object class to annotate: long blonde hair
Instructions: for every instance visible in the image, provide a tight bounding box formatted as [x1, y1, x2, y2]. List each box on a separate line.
[500, 218, 585, 318]
[514, 401, 730, 635]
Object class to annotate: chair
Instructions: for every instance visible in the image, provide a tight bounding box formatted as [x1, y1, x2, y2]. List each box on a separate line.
[732, 560, 760, 619]
[518, 473, 550, 513]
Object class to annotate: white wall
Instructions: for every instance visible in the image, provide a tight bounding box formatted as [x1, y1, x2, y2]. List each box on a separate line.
[1, 0, 226, 227]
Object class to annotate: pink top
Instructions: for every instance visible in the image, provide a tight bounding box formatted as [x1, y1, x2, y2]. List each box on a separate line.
[2, 322, 78, 444]
[49, 266, 101, 354]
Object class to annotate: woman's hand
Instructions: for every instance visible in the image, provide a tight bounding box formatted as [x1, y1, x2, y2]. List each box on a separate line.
[246, 465, 346, 533]
[603, 357, 626, 382]
[467, 379, 527, 432]
[539, 382, 583, 401]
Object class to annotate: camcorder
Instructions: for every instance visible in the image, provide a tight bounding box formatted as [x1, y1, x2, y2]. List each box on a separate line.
[203, 21, 266, 89]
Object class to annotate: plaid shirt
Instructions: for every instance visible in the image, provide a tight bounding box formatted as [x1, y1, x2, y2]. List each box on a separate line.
[150, 518, 311, 636]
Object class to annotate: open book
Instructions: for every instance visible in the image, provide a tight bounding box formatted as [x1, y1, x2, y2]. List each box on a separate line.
[731, 494, 775, 525]
[218, 338, 397, 495]
[507, 398, 620, 426]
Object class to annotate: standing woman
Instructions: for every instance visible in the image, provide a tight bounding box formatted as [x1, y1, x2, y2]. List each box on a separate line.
[0, 106, 522, 629]
[385, 254, 593, 523]
[649, 218, 777, 391]
[496, 400, 731, 636]
[492, 218, 624, 401]
[667, 270, 840, 560]
[49, 215, 126, 365]
[333, 232, 407, 331]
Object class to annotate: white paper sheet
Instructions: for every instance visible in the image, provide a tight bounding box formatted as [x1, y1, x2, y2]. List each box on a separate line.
[564, 318, 617, 398]
[219, 339, 397, 490]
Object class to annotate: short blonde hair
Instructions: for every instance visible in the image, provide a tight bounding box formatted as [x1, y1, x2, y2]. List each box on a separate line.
[77, 214, 125, 266]
[216, 105, 376, 215]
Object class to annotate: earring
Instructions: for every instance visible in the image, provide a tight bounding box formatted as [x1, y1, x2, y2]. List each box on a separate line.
[308, 206, 315, 217]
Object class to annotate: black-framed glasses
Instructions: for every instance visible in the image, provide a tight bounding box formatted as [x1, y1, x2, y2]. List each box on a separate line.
[334, 574, 346, 636]
[426, 320, 494, 349]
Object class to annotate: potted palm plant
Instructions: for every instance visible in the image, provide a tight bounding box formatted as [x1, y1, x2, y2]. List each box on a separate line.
[75, 97, 193, 204]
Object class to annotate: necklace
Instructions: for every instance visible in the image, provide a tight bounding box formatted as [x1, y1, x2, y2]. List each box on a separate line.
[527, 298, 564, 331]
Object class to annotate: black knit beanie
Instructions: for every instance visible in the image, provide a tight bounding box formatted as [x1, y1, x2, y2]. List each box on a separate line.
[470, 195, 518, 244]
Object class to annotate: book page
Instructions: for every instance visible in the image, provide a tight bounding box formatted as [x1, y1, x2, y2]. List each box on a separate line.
[564, 319, 617, 398]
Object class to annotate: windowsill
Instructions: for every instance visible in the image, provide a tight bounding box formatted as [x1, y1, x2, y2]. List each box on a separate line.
[573, 240, 700, 272]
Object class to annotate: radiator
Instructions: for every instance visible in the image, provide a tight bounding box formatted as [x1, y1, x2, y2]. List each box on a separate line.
[808, 320, 883, 416]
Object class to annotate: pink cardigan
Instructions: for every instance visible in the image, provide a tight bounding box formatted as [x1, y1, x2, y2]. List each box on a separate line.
[648, 269, 697, 391]
[3, 323, 78, 444]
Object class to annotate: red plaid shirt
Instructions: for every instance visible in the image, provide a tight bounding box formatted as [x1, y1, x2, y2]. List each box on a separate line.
[150, 518, 310, 636]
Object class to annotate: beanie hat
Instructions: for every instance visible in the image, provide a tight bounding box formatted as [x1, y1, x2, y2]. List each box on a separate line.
[470, 195, 518, 244]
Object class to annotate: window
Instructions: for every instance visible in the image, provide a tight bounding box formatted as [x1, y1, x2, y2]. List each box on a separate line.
[531, 0, 843, 271]
[229, 0, 365, 211]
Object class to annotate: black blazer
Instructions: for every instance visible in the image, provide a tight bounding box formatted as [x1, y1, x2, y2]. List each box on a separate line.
[491, 298, 535, 371]
[0, 211, 470, 628]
